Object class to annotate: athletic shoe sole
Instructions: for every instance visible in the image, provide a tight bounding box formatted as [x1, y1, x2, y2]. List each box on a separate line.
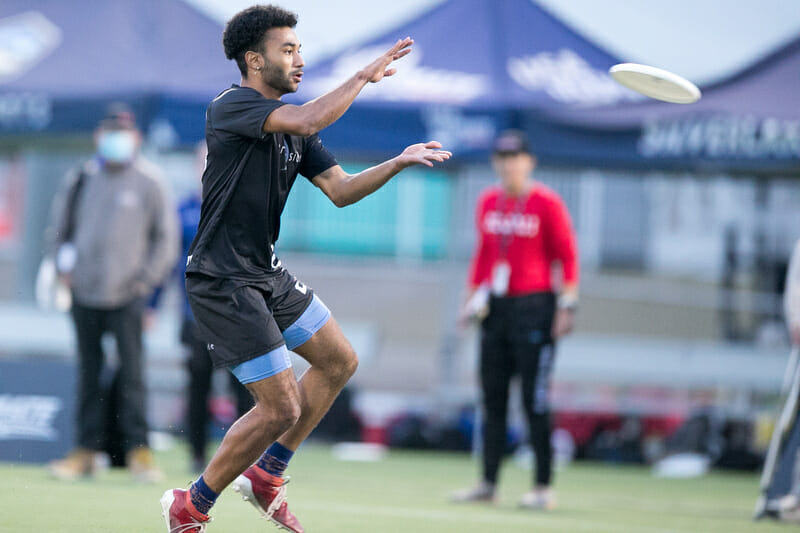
[232, 474, 287, 523]
[160, 489, 175, 532]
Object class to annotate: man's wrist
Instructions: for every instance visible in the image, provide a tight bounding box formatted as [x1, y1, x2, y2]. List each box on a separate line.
[557, 289, 579, 311]
[354, 70, 372, 84]
[389, 154, 410, 172]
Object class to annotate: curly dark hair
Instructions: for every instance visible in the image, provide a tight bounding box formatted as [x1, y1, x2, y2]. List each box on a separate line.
[223, 5, 298, 76]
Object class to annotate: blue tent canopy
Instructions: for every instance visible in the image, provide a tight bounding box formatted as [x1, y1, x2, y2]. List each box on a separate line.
[7, 0, 795, 170]
[293, 0, 800, 171]
[288, 0, 633, 162]
[544, 35, 800, 171]
[0, 0, 237, 145]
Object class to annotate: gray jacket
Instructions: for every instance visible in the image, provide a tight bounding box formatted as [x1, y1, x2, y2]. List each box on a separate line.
[45, 157, 179, 308]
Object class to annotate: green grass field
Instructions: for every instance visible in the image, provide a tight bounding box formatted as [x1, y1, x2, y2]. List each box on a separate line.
[1, 443, 787, 532]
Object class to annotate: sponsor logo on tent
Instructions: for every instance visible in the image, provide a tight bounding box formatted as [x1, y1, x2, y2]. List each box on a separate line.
[422, 106, 496, 152]
[0, 92, 51, 130]
[304, 44, 489, 104]
[639, 115, 800, 159]
[0, 12, 57, 130]
[0, 393, 63, 441]
[508, 49, 640, 106]
[0, 11, 62, 84]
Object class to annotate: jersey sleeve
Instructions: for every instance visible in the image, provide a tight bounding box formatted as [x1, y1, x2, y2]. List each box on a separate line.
[468, 194, 492, 288]
[299, 134, 338, 180]
[544, 193, 579, 286]
[209, 88, 285, 141]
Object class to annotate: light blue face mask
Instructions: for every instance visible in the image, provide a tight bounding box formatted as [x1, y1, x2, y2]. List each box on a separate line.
[97, 131, 137, 164]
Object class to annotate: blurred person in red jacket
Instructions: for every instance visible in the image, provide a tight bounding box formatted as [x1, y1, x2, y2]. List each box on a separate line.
[452, 129, 579, 510]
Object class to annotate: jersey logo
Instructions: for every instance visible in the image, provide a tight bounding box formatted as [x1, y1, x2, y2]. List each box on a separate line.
[269, 244, 282, 270]
[279, 137, 301, 171]
[294, 278, 308, 295]
[117, 189, 139, 208]
[483, 211, 540, 237]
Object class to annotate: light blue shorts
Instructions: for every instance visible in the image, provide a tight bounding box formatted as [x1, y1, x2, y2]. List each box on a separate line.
[229, 294, 331, 385]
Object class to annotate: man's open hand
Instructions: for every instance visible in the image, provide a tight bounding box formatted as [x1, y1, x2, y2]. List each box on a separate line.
[360, 37, 414, 83]
[397, 141, 452, 168]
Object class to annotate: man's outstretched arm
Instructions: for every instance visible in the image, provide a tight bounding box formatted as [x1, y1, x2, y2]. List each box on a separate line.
[311, 141, 452, 208]
[265, 38, 413, 137]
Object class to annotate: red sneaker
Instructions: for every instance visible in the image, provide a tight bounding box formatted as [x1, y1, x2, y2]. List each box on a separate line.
[232, 467, 304, 533]
[160, 488, 210, 532]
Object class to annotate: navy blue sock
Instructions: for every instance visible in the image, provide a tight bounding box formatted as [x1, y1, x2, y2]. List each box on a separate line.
[189, 475, 218, 515]
[256, 442, 294, 478]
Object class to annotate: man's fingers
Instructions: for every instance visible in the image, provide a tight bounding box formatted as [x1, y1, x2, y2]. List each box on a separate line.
[366, 38, 412, 83]
[395, 37, 413, 48]
[401, 141, 452, 166]
[419, 151, 452, 166]
[393, 48, 412, 61]
[388, 37, 413, 57]
[393, 37, 413, 50]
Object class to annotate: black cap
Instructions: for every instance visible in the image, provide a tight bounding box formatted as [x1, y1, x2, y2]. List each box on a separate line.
[98, 102, 137, 130]
[492, 129, 530, 156]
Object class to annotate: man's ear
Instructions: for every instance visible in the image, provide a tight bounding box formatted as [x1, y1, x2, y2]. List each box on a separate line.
[244, 50, 263, 74]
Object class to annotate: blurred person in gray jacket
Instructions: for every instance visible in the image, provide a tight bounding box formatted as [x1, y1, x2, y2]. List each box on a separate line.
[44, 104, 178, 482]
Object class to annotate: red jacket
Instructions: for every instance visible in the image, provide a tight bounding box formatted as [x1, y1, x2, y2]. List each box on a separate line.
[468, 184, 578, 296]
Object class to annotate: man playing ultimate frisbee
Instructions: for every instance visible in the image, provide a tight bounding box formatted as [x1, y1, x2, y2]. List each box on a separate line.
[161, 5, 451, 532]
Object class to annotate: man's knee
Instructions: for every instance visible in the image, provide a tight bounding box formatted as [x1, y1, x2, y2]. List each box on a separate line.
[247, 374, 302, 436]
[341, 347, 359, 378]
[275, 403, 302, 434]
[253, 395, 301, 436]
[327, 346, 358, 384]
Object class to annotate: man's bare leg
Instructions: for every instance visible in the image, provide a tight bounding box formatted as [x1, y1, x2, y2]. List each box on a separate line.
[201, 368, 301, 492]
[277, 316, 358, 450]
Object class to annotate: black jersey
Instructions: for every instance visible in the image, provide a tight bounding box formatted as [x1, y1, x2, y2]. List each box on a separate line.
[187, 85, 337, 280]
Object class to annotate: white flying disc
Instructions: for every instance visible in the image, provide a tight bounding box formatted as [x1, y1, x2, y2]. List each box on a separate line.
[609, 63, 701, 104]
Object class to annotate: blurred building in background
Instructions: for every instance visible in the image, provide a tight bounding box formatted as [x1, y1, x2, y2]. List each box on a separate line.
[1, 0, 799, 468]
